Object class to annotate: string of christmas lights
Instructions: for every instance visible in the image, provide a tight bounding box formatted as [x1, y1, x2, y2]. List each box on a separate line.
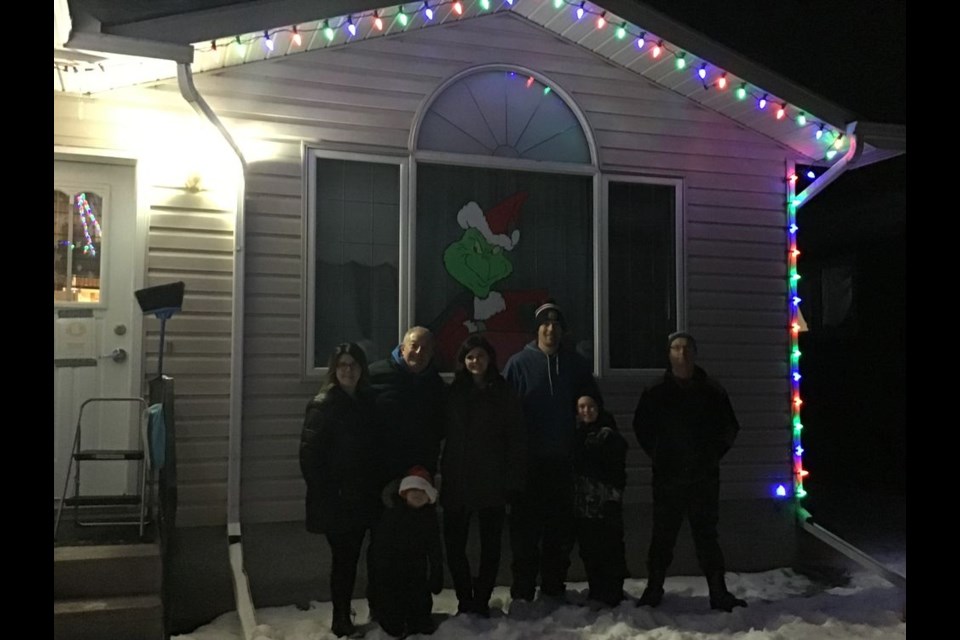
[187, 1, 847, 162]
[57, 0, 846, 162]
[780, 172, 807, 501]
[74, 193, 102, 256]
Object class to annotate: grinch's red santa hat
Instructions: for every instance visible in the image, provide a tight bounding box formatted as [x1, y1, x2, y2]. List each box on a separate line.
[456, 192, 528, 251]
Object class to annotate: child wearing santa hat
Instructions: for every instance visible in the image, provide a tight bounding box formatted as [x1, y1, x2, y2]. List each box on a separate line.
[369, 466, 445, 637]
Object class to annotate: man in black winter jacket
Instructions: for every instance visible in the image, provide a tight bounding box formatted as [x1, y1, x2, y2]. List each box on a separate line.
[368, 326, 447, 482]
[632, 331, 747, 612]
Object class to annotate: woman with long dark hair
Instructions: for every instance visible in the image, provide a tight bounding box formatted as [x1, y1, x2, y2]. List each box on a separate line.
[440, 335, 526, 616]
[300, 343, 382, 637]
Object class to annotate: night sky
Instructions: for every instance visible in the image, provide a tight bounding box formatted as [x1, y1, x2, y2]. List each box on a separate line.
[634, 0, 906, 124]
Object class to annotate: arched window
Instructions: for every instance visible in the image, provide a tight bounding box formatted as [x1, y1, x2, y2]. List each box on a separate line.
[416, 69, 592, 164]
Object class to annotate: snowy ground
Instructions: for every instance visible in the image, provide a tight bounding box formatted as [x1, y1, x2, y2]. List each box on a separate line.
[173, 556, 906, 640]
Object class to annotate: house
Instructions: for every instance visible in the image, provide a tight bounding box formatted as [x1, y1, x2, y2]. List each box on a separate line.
[53, 0, 906, 633]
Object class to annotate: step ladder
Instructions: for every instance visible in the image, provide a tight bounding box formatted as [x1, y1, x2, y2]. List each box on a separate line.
[54, 397, 152, 541]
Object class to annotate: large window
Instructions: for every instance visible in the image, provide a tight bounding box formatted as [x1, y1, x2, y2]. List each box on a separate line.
[607, 179, 680, 370]
[415, 163, 593, 372]
[306, 155, 401, 371]
[305, 68, 683, 376]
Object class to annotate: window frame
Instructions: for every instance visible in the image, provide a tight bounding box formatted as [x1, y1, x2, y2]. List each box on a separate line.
[302, 146, 408, 378]
[599, 174, 686, 376]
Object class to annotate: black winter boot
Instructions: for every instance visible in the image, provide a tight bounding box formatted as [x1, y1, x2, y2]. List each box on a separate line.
[636, 568, 665, 607]
[472, 578, 493, 618]
[707, 572, 747, 611]
[331, 608, 356, 637]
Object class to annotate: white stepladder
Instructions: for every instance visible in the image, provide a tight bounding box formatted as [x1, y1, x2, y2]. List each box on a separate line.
[54, 397, 152, 541]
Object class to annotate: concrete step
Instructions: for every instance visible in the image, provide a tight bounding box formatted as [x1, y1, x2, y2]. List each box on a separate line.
[54, 595, 163, 640]
[54, 543, 161, 599]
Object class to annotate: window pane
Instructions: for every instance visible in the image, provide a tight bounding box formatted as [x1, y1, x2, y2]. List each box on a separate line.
[416, 163, 593, 372]
[608, 181, 676, 368]
[313, 159, 399, 368]
[54, 189, 103, 303]
[417, 70, 591, 164]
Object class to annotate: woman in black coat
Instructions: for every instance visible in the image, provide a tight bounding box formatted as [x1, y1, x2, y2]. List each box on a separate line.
[299, 343, 381, 637]
[440, 335, 526, 616]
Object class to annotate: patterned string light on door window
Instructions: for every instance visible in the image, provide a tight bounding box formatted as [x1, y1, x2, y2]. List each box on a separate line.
[785, 171, 807, 500]
[189, 1, 846, 162]
[74, 193, 103, 256]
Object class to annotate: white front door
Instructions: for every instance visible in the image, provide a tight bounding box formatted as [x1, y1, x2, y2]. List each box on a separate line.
[54, 157, 144, 502]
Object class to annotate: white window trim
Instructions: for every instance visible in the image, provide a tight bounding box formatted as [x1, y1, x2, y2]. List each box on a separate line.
[302, 146, 408, 378]
[599, 174, 686, 377]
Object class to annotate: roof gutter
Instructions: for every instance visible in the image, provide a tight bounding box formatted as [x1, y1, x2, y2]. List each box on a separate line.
[792, 122, 861, 210]
[176, 63, 257, 640]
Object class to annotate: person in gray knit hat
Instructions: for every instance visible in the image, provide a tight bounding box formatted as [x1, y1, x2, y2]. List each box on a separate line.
[632, 331, 747, 612]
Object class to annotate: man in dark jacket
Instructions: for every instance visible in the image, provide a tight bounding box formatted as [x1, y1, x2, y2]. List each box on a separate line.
[503, 301, 602, 602]
[368, 326, 447, 481]
[632, 331, 747, 612]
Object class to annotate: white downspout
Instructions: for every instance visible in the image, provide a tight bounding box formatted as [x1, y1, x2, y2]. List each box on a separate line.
[793, 121, 861, 209]
[176, 63, 258, 640]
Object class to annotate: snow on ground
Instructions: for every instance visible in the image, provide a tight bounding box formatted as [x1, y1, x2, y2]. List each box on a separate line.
[173, 561, 906, 640]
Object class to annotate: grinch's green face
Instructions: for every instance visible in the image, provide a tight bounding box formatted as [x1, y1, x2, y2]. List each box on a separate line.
[443, 228, 513, 298]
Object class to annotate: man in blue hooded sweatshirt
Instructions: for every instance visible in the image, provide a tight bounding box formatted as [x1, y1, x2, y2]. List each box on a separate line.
[502, 301, 602, 602]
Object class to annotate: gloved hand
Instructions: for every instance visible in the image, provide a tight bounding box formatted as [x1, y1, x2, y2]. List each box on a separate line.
[429, 570, 444, 595]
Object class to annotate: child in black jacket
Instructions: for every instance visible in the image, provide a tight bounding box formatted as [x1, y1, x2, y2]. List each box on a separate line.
[572, 395, 629, 606]
[370, 466, 444, 637]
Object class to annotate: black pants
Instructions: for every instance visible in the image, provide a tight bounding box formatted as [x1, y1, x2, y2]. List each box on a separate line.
[509, 459, 575, 599]
[375, 562, 433, 637]
[576, 509, 627, 605]
[647, 478, 725, 576]
[325, 528, 376, 615]
[443, 505, 506, 603]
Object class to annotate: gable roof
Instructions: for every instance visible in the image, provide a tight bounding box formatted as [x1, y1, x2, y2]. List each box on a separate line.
[56, 0, 904, 168]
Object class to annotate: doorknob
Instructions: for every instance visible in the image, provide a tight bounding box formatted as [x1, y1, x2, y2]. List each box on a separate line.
[100, 348, 128, 363]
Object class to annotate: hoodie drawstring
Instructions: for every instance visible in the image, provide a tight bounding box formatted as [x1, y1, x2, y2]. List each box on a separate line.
[546, 351, 560, 395]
